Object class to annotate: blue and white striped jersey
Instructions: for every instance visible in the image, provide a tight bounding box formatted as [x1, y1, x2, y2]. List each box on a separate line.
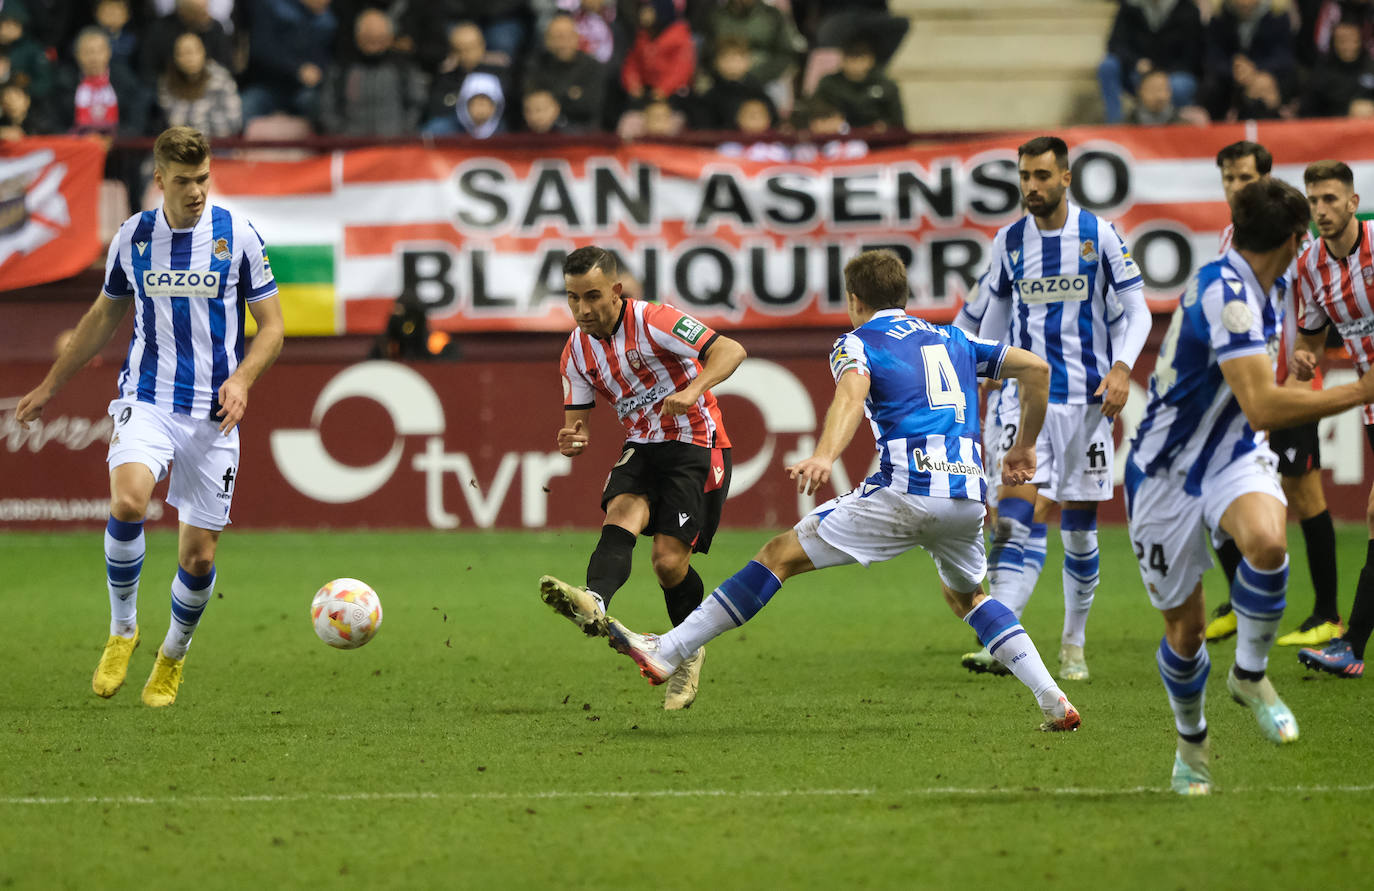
[103, 205, 277, 420]
[982, 201, 1146, 404]
[831, 308, 1008, 502]
[1128, 249, 1281, 496]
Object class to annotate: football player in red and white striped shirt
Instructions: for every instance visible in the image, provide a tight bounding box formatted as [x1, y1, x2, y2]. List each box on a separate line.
[1291, 160, 1374, 678]
[539, 246, 747, 708]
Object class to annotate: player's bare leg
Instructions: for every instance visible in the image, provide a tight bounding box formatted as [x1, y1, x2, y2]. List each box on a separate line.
[94, 463, 155, 698]
[142, 523, 219, 708]
[1217, 493, 1298, 743]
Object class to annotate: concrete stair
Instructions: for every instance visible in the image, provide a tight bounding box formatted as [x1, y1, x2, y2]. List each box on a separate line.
[887, 0, 1116, 131]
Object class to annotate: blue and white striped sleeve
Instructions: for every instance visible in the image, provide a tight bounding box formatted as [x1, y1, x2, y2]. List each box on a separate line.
[1206, 276, 1269, 362]
[829, 332, 869, 382]
[102, 217, 135, 299]
[239, 219, 278, 303]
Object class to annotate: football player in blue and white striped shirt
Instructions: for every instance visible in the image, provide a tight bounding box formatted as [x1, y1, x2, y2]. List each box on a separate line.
[16, 127, 284, 708]
[603, 250, 1083, 731]
[1126, 179, 1374, 794]
[969, 135, 1152, 683]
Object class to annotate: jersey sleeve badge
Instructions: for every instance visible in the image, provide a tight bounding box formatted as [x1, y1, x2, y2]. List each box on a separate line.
[671, 315, 707, 345]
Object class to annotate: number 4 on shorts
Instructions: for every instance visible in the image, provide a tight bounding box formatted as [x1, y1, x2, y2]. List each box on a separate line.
[1134, 540, 1170, 575]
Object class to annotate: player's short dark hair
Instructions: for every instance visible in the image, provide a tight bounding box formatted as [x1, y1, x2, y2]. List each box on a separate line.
[1304, 160, 1355, 188]
[1231, 179, 1310, 252]
[1215, 140, 1273, 174]
[563, 246, 619, 279]
[1017, 136, 1069, 170]
[844, 250, 909, 310]
[153, 126, 210, 170]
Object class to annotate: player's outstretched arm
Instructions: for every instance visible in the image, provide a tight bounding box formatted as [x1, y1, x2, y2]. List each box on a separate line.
[217, 294, 285, 433]
[15, 293, 131, 429]
[557, 410, 591, 457]
[787, 370, 869, 495]
[1223, 351, 1374, 431]
[998, 347, 1049, 485]
[661, 335, 747, 417]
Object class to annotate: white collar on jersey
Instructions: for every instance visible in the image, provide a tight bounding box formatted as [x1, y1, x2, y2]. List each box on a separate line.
[1222, 246, 1278, 300]
[1024, 199, 1080, 237]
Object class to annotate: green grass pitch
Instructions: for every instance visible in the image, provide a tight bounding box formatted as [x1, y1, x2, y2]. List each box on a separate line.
[2, 525, 1370, 890]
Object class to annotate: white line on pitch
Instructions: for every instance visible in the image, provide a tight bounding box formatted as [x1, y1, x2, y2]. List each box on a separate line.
[4, 784, 1374, 806]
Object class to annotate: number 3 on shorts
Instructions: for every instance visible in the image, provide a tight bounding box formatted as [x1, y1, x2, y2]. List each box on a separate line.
[1133, 540, 1170, 575]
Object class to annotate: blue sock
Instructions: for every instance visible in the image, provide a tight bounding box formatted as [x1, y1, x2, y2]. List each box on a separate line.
[1061, 509, 1099, 647]
[1025, 522, 1048, 576]
[104, 516, 144, 636]
[162, 566, 215, 659]
[1231, 556, 1288, 674]
[659, 561, 782, 663]
[989, 497, 1032, 603]
[965, 597, 1060, 710]
[1157, 637, 1209, 737]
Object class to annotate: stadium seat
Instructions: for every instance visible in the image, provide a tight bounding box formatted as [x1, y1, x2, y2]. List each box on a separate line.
[241, 114, 315, 160]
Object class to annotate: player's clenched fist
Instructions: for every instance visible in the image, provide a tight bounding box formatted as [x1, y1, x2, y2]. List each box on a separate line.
[14, 386, 52, 429]
[557, 418, 589, 456]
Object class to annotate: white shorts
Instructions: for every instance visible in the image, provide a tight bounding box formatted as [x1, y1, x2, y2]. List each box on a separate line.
[793, 485, 988, 592]
[107, 398, 239, 531]
[1125, 450, 1285, 610]
[1029, 402, 1114, 502]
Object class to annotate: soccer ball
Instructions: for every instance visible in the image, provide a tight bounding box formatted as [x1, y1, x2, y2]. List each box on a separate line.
[311, 578, 383, 649]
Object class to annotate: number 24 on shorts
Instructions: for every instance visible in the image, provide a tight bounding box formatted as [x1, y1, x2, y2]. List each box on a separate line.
[1134, 540, 1170, 575]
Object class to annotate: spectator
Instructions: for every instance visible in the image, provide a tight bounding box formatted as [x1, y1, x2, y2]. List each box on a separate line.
[734, 95, 774, 133]
[524, 13, 607, 130]
[149, 0, 236, 33]
[1125, 68, 1183, 124]
[797, 0, 910, 68]
[158, 32, 243, 137]
[707, 0, 806, 97]
[241, 0, 336, 123]
[56, 26, 147, 138]
[1098, 0, 1204, 124]
[1302, 19, 1374, 115]
[423, 69, 506, 136]
[396, 1, 532, 71]
[622, 0, 696, 107]
[0, 5, 55, 109]
[1201, 0, 1296, 121]
[141, 0, 235, 85]
[554, 0, 618, 65]
[812, 38, 904, 130]
[320, 9, 428, 136]
[1231, 67, 1285, 118]
[641, 96, 683, 136]
[1350, 94, 1374, 114]
[93, 0, 139, 72]
[1310, 0, 1374, 59]
[522, 87, 568, 132]
[422, 23, 510, 134]
[690, 35, 774, 130]
[796, 99, 868, 160]
[0, 81, 52, 139]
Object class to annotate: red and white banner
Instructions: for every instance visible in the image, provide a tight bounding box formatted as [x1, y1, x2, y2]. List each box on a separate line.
[210, 119, 1374, 334]
[3, 353, 1369, 530]
[0, 137, 105, 292]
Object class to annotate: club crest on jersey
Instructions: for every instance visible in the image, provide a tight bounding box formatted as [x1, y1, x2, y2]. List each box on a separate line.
[213, 237, 230, 261]
[1363, 266, 1374, 285]
[1080, 239, 1098, 263]
[672, 316, 706, 345]
[626, 348, 644, 370]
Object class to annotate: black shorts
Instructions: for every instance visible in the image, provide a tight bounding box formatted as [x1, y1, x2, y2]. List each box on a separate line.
[1366, 424, 1374, 454]
[601, 441, 732, 554]
[1269, 422, 1321, 477]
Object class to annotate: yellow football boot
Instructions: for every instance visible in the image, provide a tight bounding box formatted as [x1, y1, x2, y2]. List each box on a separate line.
[92, 629, 140, 698]
[1204, 605, 1237, 642]
[141, 649, 186, 708]
[1276, 617, 1344, 647]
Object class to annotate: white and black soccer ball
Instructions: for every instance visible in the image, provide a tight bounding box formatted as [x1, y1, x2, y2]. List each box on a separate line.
[311, 578, 383, 649]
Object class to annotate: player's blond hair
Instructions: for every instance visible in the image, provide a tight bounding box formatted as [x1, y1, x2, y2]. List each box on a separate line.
[844, 250, 909, 310]
[153, 126, 210, 171]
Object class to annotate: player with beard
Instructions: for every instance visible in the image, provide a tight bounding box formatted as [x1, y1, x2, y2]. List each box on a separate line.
[1293, 160, 1374, 678]
[960, 136, 1152, 683]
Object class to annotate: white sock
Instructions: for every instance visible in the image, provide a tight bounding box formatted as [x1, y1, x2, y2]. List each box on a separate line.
[965, 598, 1063, 711]
[1232, 556, 1288, 674]
[162, 566, 215, 659]
[1157, 637, 1209, 737]
[1060, 512, 1099, 648]
[104, 516, 144, 637]
[659, 595, 737, 664]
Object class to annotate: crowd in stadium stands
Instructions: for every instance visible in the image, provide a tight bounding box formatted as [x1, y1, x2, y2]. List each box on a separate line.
[0, 0, 911, 149]
[1101, 0, 1374, 125]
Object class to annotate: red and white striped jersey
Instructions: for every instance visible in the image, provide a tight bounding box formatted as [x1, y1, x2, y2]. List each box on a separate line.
[1296, 220, 1374, 422]
[560, 298, 731, 448]
[1218, 223, 1233, 256]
